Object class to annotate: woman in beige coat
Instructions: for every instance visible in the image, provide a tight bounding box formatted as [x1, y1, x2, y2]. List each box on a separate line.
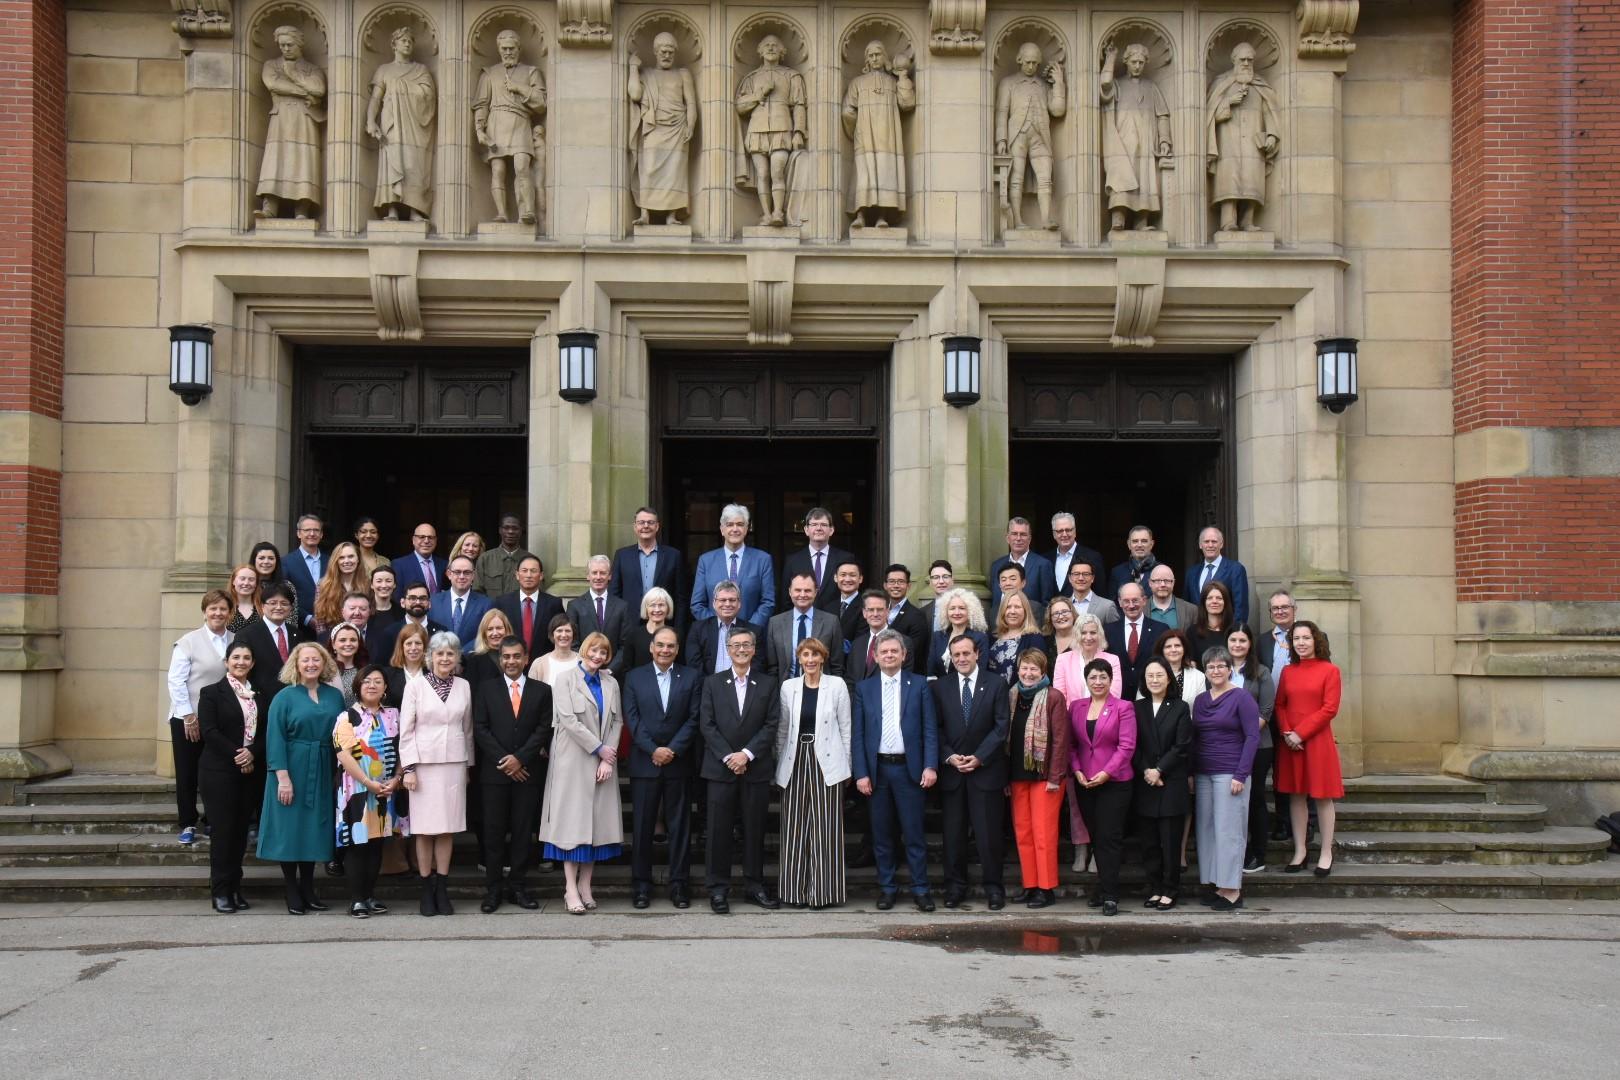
[539, 632, 624, 914]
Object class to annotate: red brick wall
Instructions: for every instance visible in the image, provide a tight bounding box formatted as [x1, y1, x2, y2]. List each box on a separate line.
[1456, 477, 1620, 602]
[0, 0, 66, 596]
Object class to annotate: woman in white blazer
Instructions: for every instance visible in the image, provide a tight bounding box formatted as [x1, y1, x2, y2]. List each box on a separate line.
[774, 638, 853, 909]
[401, 631, 474, 916]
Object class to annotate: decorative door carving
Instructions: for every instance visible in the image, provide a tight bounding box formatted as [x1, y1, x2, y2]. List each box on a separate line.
[300, 351, 527, 436]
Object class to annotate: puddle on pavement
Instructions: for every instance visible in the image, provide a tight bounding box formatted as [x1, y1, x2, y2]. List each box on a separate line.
[889, 921, 1390, 957]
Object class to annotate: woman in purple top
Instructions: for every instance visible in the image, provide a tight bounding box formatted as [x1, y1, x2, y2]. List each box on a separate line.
[1191, 645, 1261, 911]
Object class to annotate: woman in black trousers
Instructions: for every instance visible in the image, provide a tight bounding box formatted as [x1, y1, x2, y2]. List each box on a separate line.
[1132, 658, 1193, 909]
[197, 642, 266, 913]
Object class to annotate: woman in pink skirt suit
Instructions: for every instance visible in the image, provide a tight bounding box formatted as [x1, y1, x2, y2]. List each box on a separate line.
[401, 630, 473, 916]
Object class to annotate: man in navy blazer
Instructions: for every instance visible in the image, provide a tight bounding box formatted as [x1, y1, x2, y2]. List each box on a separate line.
[689, 503, 775, 625]
[988, 516, 1056, 611]
[429, 556, 493, 645]
[931, 634, 1011, 909]
[493, 555, 565, 659]
[1104, 583, 1166, 700]
[622, 627, 702, 909]
[851, 629, 939, 912]
[392, 521, 448, 596]
[282, 513, 328, 631]
[1184, 526, 1251, 625]
[609, 507, 687, 629]
[778, 506, 855, 614]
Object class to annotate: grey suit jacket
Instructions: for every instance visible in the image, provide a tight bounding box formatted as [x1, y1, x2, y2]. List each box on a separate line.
[1147, 597, 1197, 632]
[1073, 592, 1121, 626]
[764, 607, 845, 678]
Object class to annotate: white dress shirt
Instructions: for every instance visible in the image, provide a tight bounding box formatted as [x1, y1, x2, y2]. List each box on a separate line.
[879, 672, 904, 753]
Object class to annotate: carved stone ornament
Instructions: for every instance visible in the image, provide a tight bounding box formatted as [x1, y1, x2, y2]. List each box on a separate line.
[928, 0, 985, 56]
[560, 0, 613, 49]
[369, 243, 424, 341]
[747, 249, 796, 346]
[1111, 256, 1165, 349]
[1296, 0, 1359, 59]
[171, 0, 232, 47]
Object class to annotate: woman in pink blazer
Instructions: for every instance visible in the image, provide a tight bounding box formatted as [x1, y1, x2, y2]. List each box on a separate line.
[1068, 657, 1137, 916]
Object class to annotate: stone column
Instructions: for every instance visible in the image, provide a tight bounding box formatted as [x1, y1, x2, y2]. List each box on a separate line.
[326, 0, 361, 235]
[179, 35, 238, 232]
[436, 0, 470, 237]
[549, 27, 622, 240]
[918, 39, 988, 245]
[0, 0, 71, 784]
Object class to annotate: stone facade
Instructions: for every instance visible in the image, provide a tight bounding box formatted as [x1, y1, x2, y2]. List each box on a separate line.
[0, 0, 1609, 821]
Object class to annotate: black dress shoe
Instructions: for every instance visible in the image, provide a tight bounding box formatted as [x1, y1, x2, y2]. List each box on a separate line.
[350, 902, 370, 919]
[419, 877, 436, 917]
[365, 898, 388, 914]
[1284, 856, 1308, 873]
[914, 891, 936, 913]
[301, 892, 329, 912]
[744, 887, 780, 910]
[632, 892, 651, 910]
[212, 895, 236, 914]
[1101, 900, 1119, 917]
[230, 892, 251, 911]
[670, 884, 690, 909]
[943, 889, 966, 909]
[1211, 895, 1245, 911]
[1026, 889, 1056, 909]
[480, 891, 502, 914]
[876, 891, 897, 911]
[507, 887, 539, 910]
[1086, 894, 1103, 908]
[709, 892, 730, 915]
[986, 889, 1006, 912]
[1009, 888, 1034, 904]
[324, 860, 344, 877]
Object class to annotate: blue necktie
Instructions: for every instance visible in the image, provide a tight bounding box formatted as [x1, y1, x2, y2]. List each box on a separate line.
[729, 552, 739, 581]
[961, 675, 973, 722]
[454, 596, 464, 631]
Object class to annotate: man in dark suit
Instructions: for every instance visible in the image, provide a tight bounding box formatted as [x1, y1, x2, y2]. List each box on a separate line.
[881, 564, 930, 674]
[1104, 582, 1166, 700]
[282, 513, 327, 632]
[371, 582, 446, 665]
[1184, 525, 1252, 625]
[765, 573, 845, 679]
[237, 581, 310, 703]
[697, 627, 780, 913]
[918, 560, 955, 631]
[567, 555, 631, 675]
[830, 560, 869, 645]
[494, 554, 565, 659]
[429, 556, 493, 645]
[623, 627, 701, 909]
[318, 592, 392, 662]
[689, 503, 775, 625]
[851, 629, 939, 912]
[684, 581, 763, 676]
[931, 634, 1010, 909]
[471, 637, 553, 912]
[1107, 524, 1160, 600]
[844, 591, 892, 690]
[1257, 589, 1297, 675]
[392, 522, 448, 596]
[988, 516, 1056, 612]
[609, 506, 686, 629]
[778, 506, 855, 614]
[1050, 512, 1105, 602]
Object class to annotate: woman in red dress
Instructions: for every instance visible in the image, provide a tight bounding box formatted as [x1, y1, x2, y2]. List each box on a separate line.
[1273, 620, 1343, 876]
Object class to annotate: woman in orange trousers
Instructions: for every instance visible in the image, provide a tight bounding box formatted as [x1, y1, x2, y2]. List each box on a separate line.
[1005, 649, 1071, 908]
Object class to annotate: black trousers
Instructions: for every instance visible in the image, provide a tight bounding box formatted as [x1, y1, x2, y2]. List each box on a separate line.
[346, 840, 385, 904]
[169, 717, 205, 829]
[1138, 812, 1186, 896]
[631, 772, 691, 890]
[480, 781, 542, 889]
[197, 768, 254, 896]
[940, 781, 1005, 891]
[1076, 781, 1133, 901]
[705, 779, 770, 892]
[1247, 747, 1275, 862]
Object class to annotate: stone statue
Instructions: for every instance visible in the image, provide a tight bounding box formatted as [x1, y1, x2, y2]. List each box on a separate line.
[627, 32, 698, 226]
[734, 35, 807, 227]
[473, 29, 546, 226]
[995, 42, 1066, 231]
[255, 25, 325, 221]
[1100, 44, 1172, 232]
[1204, 42, 1280, 232]
[841, 40, 916, 230]
[366, 26, 436, 222]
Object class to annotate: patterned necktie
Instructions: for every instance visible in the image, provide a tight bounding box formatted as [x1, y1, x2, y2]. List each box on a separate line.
[729, 552, 739, 581]
[275, 625, 288, 662]
[884, 676, 900, 748]
[509, 680, 522, 717]
[1127, 621, 1140, 663]
[422, 558, 436, 593]
[813, 550, 824, 587]
[1202, 562, 1216, 589]
[961, 675, 973, 723]
[595, 595, 605, 627]
[522, 597, 534, 648]
[866, 636, 877, 672]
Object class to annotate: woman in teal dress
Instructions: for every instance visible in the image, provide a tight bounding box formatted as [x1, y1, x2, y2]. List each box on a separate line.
[258, 641, 344, 915]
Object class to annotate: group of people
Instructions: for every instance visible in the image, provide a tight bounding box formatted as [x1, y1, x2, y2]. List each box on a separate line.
[165, 505, 1343, 917]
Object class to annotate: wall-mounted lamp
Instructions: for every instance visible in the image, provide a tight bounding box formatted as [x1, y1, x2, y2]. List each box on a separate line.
[1316, 337, 1358, 414]
[168, 324, 214, 406]
[558, 331, 599, 404]
[942, 335, 982, 408]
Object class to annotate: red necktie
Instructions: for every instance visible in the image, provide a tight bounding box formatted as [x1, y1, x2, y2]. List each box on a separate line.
[522, 598, 534, 649]
[1127, 621, 1139, 663]
[866, 636, 877, 672]
[276, 625, 289, 662]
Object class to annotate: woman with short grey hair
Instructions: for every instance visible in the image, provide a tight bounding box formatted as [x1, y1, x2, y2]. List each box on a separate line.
[622, 585, 676, 670]
[400, 630, 474, 916]
[1189, 646, 1261, 911]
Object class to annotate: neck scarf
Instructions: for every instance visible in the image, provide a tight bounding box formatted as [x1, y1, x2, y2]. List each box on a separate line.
[425, 672, 453, 702]
[227, 675, 258, 745]
[1014, 676, 1052, 771]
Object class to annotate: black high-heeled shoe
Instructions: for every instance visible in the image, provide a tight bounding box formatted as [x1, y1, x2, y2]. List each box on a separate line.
[1314, 847, 1335, 877]
[1284, 855, 1308, 873]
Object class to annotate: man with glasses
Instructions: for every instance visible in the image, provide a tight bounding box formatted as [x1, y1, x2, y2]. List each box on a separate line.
[392, 522, 447, 596]
[373, 581, 445, 664]
[1257, 590, 1297, 673]
[918, 559, 954, 630]
[283, 514, 327, 631]
[609, 506, 686, 627]
[1067, 559, 1120, 626]
[778, 506, 854, 614]
[697, 628, 780, 913]
[430, 555, 492, 645]
[881, 564, 930, 674]
[1146, 564, 1195, 631]
[1049, 512, 1104, 603]
[989, 516, 1056, 612]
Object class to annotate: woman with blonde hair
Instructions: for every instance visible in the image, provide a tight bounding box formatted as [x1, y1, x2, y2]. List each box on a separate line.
[313, 541, 369, 633]
[463, 607, 516, 691]
[451, 531, 487, 586]
[256, 640, 342, 914]
[1041, 594, 1082, 660]
[988, 591, 1046, 684]
[539, 631, 624, 914]
[927, 587, 989, 678]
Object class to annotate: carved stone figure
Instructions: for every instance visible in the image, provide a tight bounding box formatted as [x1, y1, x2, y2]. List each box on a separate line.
[628, 32, 698, 225]
[734, 35, 807, 227]
[841, 41, 916, 230]
[1204, 42, 1280, 232]
[255, 25, 325, 220]
[473, 29, 546, 226]
[1100, 43, 1172, 232]
[995, 42, 1066, 231]
[366, 27, 436, 222]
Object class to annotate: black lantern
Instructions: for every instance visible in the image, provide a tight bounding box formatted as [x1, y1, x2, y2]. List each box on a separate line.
[1316, 337, 1358, 414]
[943, 335, 981, 408]
[558, 331, 598, 404]
[168, 324, 214, 406]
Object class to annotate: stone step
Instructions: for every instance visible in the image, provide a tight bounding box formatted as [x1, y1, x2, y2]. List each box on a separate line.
[0, 803, 178, 835]
[1, 857, 1616, 903]
[1332, 828, 1611, 866]
[1333, 801, 1547, 833]
[19, 774, 176, 806]
[1339, 775, 1492, 805]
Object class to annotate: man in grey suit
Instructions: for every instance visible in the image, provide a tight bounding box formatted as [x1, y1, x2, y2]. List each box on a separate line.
[1067, 558, 1120, 626]
[567, 554, 631, 675]
[765, 573, 845, 679]
[1146, 564, 1196, 631]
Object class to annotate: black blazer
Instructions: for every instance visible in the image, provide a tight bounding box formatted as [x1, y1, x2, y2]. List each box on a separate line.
[371, 616, 447, 669]
[684, 617, 764, 676]
[843, 626, 887, 690]
[196, 677, 267, 776]
[1103, 617, 1167, 700]
[697, 669, 780, 783]
[472, 675, 553, 784]
[931, 669, 1010, 791]
[383, 665, 421, 710]
[1053, 544, 1106, 597]
[233, 616, 311, 704]
[608, 543, 687, 627]
[887, 600, 931, 674]
[1130, 697, 1194, 817]
[621, 662, 701, 778]
[835, 595, 867, 643]
[779, 544, 855, 613]
[1107, 557, 1159, 602]
[567, 593, 632, 675]
[492, 590, 566, 658]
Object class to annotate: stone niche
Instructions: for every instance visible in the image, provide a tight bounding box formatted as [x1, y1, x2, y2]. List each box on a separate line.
[1094, 17, 1177, 245]
[837, 13, 920, 241]
[624, 10, 704, 238]
[729, 12, 814, 238]
[467, 6, 550, 236]
[357, 4, 442, 232]
[246, 3, 331, 231]
[1203, 18, 1285, 244]
[991, 18, 1073, 244]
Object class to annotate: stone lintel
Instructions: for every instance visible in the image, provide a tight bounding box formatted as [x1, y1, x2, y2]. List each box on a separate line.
[1214, 230, 1277, 252]
[847, 226, 908, 249]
